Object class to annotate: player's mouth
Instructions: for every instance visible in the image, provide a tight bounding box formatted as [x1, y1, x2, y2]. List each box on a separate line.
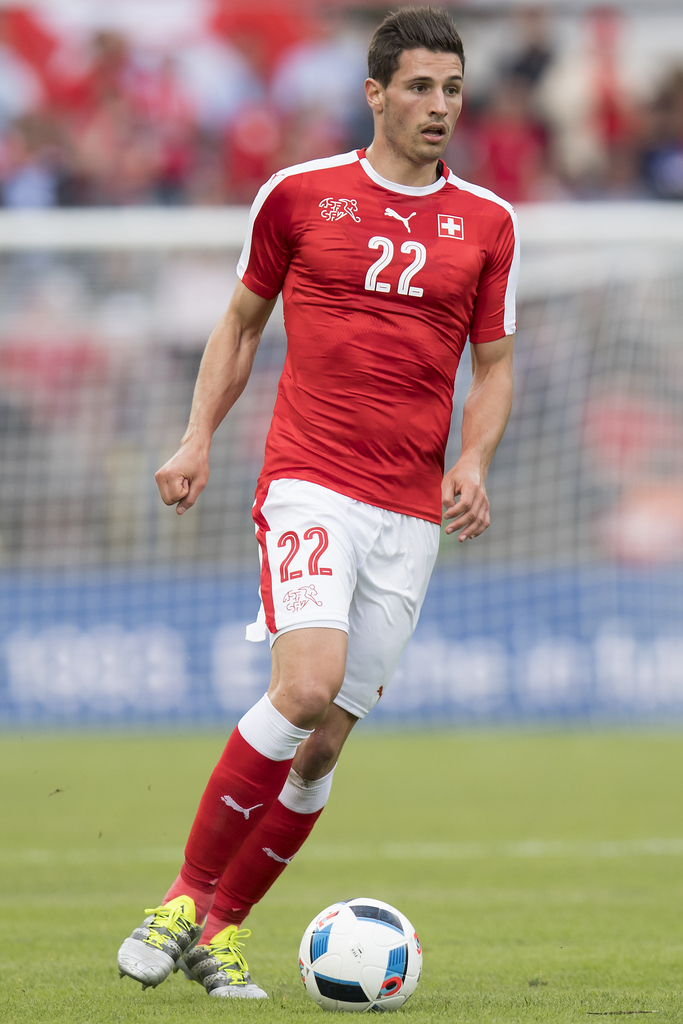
[420, 123, 448, 143]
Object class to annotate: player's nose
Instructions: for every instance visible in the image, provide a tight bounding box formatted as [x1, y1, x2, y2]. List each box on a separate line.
[429, 97, 449, 119]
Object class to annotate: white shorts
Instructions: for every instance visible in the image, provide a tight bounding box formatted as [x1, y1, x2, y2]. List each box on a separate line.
[247, 478, 439, 719]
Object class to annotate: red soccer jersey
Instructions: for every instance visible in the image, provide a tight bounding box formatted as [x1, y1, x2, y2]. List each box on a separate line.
[237, 148, 519, 524]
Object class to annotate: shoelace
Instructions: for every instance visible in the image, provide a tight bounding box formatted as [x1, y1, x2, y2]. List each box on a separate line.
[209, 928, 252, 980]
[143, 903, 194, 951]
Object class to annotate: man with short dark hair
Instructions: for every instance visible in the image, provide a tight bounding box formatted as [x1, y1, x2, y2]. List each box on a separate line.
[117, 5, 518, 1000]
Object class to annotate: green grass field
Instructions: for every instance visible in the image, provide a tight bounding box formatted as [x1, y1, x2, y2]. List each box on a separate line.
[2, 729, 682, 1023]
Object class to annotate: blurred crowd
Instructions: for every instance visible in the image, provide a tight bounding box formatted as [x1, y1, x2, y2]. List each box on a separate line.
[0, 1, 683, 208]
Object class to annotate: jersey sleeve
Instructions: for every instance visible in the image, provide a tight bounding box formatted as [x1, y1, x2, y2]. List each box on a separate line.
[236, 172, 300, 300]
[469, 206, 519, 344]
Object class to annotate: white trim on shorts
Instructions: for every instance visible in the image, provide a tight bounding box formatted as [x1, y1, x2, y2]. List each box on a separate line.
[269, 619, 349, 647]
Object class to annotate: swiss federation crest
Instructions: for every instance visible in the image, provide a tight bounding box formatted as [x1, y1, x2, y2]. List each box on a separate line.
[319, 197, 361, 223]
[284, 585, 323, 613]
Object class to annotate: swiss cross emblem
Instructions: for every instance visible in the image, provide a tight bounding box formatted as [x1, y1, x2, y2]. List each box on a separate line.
[438, 214, 464, 240]
[319, 197, 361, 223]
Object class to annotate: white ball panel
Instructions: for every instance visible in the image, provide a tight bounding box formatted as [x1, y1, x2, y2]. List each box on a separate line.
[328, 905, 356, 937]
[376, 992, 408, 1011]
[360, 963, 385, 999]
[372, 923, 405, 947]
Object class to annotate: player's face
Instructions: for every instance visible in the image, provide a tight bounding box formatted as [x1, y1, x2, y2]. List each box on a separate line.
[372, 48, 464, 165]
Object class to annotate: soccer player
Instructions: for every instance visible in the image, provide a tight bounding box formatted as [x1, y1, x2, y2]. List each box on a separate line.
[117, 5, 518, 999]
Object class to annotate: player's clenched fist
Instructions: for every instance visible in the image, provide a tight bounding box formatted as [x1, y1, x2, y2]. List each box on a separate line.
[155, 443, 209, 515]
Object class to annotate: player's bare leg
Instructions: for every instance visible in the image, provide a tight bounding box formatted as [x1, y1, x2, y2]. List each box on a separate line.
[293, 701, 358, 779]
[204, 702, 357, 942]
[118, 627, 349, 994]
[181, 629, 351, 937]
[268, 626, 348, 728]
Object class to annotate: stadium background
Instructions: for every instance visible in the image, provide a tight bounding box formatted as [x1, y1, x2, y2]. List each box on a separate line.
[1, 0, 683, 727]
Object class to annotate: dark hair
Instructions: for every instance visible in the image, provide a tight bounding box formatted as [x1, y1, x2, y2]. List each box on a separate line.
[368, 6, 465, 88]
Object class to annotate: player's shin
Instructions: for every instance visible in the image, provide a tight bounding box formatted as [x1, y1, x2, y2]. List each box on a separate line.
[202, 766, 336, 940]
[171, 695, 313, 921]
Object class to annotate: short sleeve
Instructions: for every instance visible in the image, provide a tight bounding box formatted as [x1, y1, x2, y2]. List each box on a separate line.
[236, 173, 300, 300]
[469, 207, 519, 344]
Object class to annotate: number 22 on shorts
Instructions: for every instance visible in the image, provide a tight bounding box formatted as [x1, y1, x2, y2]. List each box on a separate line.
[278, 528, 333, 583]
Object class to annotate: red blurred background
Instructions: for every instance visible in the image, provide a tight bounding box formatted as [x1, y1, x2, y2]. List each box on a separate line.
[0, 0, 682, 208]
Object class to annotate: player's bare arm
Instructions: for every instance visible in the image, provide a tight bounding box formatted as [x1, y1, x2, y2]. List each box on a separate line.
[443, 334, 514, 541]
[155, 282, 276, 514]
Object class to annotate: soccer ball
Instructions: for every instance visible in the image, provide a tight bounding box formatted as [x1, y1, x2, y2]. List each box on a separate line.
[298, 897, 422, 1012]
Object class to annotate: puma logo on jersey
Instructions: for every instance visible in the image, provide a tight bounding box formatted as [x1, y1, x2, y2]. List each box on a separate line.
[221, 794, 264, 819]
[263, 847, 293, 864]
[319, 197, 361, 222]
[384, 208, 416, 233]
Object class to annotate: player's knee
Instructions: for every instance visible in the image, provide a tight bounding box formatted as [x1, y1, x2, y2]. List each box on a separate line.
[305, 729, 342, 771]
[271, 678, 339, 729]
[295, 682, 338, 726]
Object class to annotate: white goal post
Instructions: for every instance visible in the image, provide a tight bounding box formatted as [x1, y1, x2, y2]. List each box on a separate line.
[1, 201, 683, 250]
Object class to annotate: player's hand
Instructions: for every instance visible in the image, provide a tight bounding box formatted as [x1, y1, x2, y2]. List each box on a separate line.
[441, 459, 490, 541]
[155, 442, 209, 515]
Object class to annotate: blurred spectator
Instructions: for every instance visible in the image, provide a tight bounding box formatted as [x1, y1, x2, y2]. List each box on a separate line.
[449, 5, 559, 202]
[134, 54, 197, 205]
[175, 34, 266, 202]
[470, 76, 548, 203]
[175, 37, 262, 133]
[270, 12, 368, 165]
[0, 113, 64, 206]
[60, 32, 162, 204]
[538, 6, 644, 196]
[224, 101, 282, 203]
[642, 68, 683, 200]
[503, 5, 554, 88]
[0, 12, 43, 132]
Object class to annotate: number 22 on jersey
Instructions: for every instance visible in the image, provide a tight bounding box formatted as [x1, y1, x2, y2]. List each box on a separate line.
[364, 236, 427, 297]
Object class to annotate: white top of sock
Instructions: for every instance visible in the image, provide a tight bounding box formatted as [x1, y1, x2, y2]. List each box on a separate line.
[238, 694, 312, 761]
[278, 766, 336, 814]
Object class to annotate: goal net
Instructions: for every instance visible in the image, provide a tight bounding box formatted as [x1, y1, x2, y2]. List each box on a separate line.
[1, 204, 682, 724]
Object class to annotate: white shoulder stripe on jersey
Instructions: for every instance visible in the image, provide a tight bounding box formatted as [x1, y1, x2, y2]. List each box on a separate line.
[236, 150, 360, 281]
[446, 171, 520, 336]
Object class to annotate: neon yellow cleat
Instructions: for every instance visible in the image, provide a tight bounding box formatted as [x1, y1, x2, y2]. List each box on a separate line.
[117, 896, 203, 989]
[177, 925, 268, 999]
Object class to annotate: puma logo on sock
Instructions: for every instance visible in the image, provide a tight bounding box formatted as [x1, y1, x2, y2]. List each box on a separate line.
[263, 847, 292, 864]
[220, 794, 264, 819]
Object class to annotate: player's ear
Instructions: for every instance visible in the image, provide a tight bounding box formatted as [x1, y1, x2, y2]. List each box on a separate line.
[365, 78, 384, 113]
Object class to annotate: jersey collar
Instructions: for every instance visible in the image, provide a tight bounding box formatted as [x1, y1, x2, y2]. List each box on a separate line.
[358, 150, 448, 196]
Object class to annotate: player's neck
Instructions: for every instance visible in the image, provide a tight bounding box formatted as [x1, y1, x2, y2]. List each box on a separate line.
[364, 141, 442, 189]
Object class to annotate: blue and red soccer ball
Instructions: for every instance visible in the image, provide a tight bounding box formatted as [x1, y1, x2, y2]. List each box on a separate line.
[299, 897, 422, 1012]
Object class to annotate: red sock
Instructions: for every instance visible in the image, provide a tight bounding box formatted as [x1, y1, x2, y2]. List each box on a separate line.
[179, 727, 294, 896]
[203, 800, 324, 940]
[163, 874, 215, 924]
